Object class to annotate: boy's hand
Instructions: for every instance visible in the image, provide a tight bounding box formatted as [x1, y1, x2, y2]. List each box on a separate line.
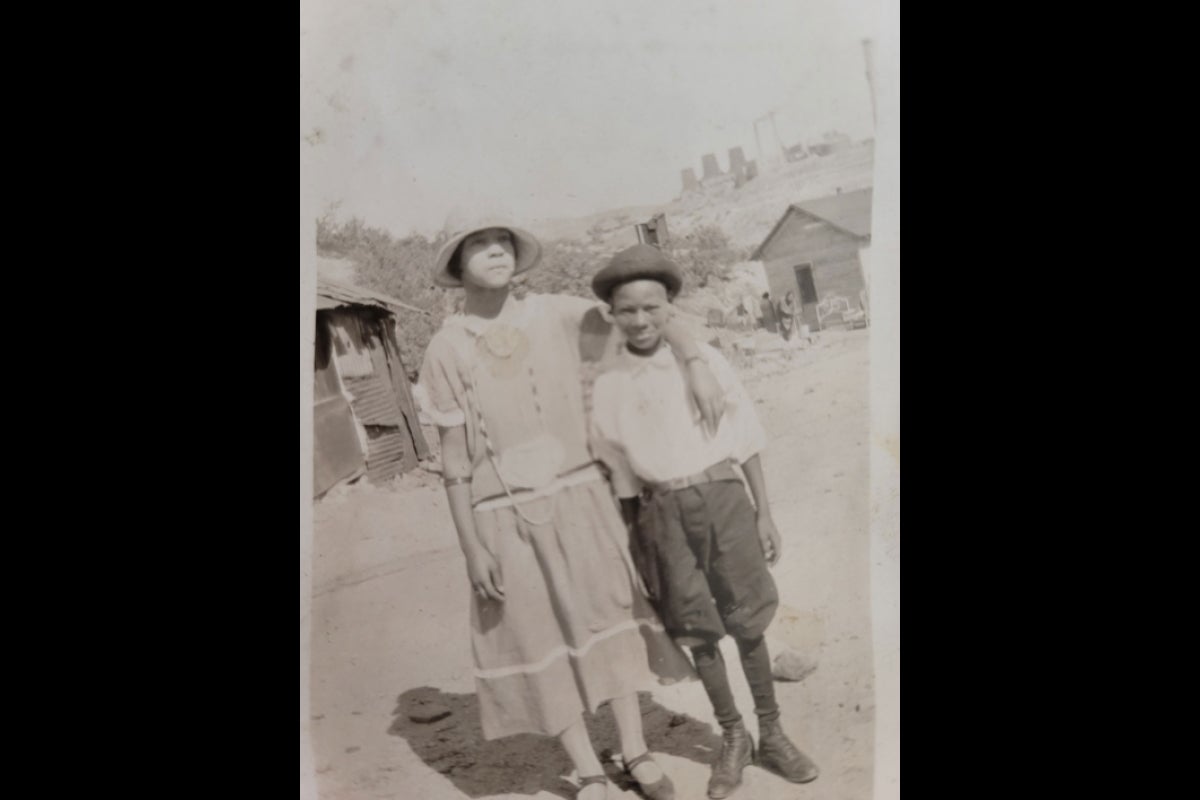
[467, 549, 505, 601]
[757, 514, 782, 567]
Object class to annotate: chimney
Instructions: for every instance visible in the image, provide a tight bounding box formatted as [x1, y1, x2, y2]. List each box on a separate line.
[681, 168, 699, 193]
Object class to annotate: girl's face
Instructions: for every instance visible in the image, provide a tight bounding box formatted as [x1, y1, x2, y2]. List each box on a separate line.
[459, 228, 516, 290]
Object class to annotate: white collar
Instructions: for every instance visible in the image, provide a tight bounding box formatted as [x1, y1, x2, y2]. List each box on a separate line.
[445, 294, 536, 336]
[618, 340, 678, 373]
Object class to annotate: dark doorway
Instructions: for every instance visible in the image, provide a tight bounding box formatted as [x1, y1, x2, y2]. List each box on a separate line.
[793, 264, 818, 304]
[793, 264, 820, 330]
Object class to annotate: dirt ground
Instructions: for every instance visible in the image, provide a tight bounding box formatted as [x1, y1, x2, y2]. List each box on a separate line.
[309, 327, 873, 800]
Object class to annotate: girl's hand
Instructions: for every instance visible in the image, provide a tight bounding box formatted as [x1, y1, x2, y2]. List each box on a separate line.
[686, 359, 726, 436]
[757, 514, 782, 567]
[661, 316, 726, 434]
[467, 550, 505, 601]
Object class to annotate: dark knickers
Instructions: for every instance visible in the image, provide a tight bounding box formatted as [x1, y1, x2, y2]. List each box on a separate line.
[632, 479, 778, 644]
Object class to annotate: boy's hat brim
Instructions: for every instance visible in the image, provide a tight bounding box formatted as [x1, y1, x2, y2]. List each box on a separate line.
[432, 212, 543, 288]
[592, 243, 683, 302]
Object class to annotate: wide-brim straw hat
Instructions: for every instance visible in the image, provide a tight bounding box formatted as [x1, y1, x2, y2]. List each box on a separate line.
[431, 208, 543, 288]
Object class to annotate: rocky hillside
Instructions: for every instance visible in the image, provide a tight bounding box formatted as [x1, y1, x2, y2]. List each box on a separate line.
[527, 140, 874, 252]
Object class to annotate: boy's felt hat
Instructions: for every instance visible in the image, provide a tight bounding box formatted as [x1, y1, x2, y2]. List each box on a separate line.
[591, 243, 683, 302]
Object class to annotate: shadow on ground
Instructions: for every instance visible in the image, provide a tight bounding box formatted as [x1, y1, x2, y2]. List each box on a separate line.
[389, 688, 720, 798]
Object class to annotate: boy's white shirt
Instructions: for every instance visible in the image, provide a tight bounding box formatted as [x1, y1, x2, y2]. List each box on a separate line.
[590, 341, 767, 498]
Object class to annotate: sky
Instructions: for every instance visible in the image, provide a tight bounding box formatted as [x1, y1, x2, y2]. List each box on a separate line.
[300, 0, 884, 239]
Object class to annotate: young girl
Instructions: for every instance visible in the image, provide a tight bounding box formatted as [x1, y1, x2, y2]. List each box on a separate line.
[419, 212, 723, 799]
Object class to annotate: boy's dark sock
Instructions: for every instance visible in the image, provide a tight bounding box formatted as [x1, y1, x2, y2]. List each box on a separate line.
[736, 635, 780, 724]
[690, 642, 742, 728]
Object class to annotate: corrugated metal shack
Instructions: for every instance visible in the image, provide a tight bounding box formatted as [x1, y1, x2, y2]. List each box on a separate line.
[752, 188, 873, 332]
[314, 274, 430, 497]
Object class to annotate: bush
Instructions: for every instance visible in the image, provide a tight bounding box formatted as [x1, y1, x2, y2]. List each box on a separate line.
[513, 239, 600, 299]
[665, 224, 743, 291]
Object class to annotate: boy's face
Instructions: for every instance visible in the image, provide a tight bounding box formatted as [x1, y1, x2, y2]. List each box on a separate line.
[610, 279, 671, 352]
[460, 228, 516, 289]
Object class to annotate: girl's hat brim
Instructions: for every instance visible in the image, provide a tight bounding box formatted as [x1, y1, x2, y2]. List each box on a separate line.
[432, 219, 543, 288]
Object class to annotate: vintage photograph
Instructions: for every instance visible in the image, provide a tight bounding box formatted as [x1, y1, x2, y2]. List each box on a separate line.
[300, 2, 899, 798]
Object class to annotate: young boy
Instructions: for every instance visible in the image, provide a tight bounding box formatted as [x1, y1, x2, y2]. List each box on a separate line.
[588, 244, 819, 799]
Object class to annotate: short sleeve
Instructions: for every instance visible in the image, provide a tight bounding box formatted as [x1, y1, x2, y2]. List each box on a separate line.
[418, 332, 467, 428]
[589, 376, 644, 499]
[538, 292, 603, 330]
[703, 345, 768, 462]
[532, 294, 620, 415]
